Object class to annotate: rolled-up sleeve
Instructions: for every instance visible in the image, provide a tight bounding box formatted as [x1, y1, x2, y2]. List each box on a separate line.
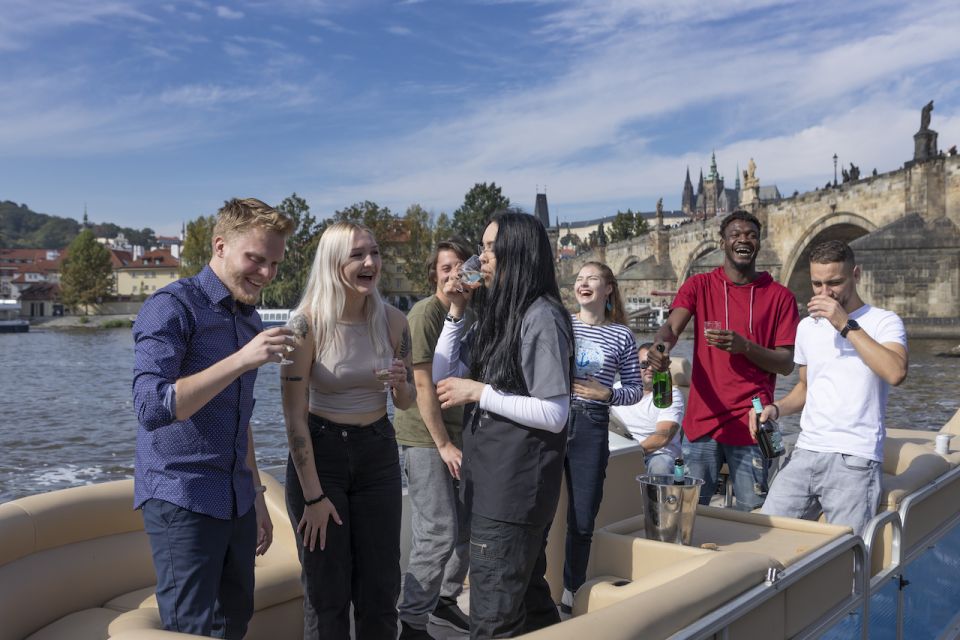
[133, 293, 189, 431]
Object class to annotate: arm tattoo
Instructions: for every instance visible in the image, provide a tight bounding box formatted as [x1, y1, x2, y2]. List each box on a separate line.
[399, 328, 412, 359]
[291, 435, 309, 469]
[281, 376, 303, 381]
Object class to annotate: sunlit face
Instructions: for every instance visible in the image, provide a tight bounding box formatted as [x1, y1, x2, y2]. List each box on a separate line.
[213, 226, 286, 305]
[638, 347, 653, 390]
[341, 230, 381, 296]
[575, 265, 612, 308]
[479, 222, 498, 288]
[721, 219, 760, 272]
[434, 249, 463, 296]
[810, 260, 860, 309]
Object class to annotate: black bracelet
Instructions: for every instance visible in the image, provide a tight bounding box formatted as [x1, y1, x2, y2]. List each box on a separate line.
[445, 313, 463, 324]
[304, 493, 328, 506]
[771, 403, 781, 420]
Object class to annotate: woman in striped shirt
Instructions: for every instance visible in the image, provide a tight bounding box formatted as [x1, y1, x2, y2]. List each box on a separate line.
[561, 261, 643, 612]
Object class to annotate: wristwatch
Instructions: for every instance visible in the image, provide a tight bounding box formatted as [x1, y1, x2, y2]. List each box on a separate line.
[840, 318, 860, 338]
[445, 313, 463, 324]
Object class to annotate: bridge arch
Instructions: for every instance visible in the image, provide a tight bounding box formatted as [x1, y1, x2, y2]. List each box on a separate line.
[618, 255, 642, 274]
[781, 211, 877, 301]
[678, 239, 721, 283]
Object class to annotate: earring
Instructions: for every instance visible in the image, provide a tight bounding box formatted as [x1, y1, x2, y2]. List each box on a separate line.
[605, 299, 613, 312]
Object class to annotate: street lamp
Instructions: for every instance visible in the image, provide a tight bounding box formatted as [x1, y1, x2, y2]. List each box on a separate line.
[833, 153, 838, 187]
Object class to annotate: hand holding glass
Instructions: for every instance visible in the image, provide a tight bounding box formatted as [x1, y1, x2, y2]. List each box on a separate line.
[279, 313, 309, 365]
[704, 320, 722, 335]
[374, 356, 394, 392]
[457, 255, 483, 290]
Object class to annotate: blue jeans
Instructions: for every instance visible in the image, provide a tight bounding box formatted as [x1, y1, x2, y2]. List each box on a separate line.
[468, 514, 559, 639]
[286, 414, 402, 640]
[762, 448, 881, 537]
[682, 435, 769, 511]
[562, 402, 610, 592]
[142, 499, 256, 639]
[645, 451, 677, 475]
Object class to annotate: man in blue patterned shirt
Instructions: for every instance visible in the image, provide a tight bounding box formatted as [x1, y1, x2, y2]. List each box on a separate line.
[132, 198, 295, 638]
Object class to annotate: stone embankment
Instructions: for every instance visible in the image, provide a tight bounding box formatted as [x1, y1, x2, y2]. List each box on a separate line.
[32, 314, 135, 329]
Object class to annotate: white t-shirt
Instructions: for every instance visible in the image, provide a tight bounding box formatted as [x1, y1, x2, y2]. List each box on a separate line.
[794, 304, 907, 461]
[610, 386, 684, 459]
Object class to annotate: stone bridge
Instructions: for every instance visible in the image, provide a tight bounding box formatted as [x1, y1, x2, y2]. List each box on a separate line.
[564, 150, 960, 335]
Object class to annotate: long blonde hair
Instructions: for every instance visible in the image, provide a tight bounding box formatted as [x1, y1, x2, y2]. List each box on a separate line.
[295, 221, 393, 360]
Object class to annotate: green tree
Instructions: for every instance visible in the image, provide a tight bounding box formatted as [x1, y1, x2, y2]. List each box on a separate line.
[633, 214, 651, 236]
[179, 215, 215, 277]
[452, 182, 510, 251]
[400, 204, 434, 296]
[261, 194, 320, 308]
[609, 209, 636, 243]
[432, 211, 454, 247]
[60, 229, 114, 314]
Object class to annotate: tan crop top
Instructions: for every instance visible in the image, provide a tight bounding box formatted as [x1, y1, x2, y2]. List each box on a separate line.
[310, 321, 389, 415]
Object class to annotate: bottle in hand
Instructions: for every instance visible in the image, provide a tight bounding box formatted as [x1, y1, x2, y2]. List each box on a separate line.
[751, 396, 785, 459]
[652, 344, 673, 409]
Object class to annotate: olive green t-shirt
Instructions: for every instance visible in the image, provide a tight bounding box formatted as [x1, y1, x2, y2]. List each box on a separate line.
[394, 295, 472, 447]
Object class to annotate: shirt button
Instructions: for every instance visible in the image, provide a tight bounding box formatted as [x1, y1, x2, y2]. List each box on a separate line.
[341, 430, 348, 439]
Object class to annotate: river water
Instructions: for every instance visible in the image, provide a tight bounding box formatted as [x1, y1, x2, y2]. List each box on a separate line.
[0, 329, 957, 503]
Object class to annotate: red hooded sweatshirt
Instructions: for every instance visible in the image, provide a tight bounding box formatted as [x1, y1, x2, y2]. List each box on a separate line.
[672, 267, 799, 445]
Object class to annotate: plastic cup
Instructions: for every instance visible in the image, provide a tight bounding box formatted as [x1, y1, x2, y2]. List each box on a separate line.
[704, 320, 722, 335]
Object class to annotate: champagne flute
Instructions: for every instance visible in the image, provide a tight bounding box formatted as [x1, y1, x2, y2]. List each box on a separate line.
[373, 355, 393, 392]
[279, 313, 309, 366]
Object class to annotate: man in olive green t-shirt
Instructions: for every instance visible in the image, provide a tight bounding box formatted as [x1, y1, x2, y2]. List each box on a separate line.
[395, 240, 473, 639]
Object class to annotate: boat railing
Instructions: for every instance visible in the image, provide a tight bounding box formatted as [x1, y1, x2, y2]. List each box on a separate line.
[668, 534, 868, 640]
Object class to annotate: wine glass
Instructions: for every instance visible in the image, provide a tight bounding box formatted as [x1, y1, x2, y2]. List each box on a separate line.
[279, 313, 309, 366]
[373, 355, 393, 392]
[457, 255, 483, 291]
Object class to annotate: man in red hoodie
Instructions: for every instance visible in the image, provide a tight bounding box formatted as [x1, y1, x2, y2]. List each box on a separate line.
[648, 210, 799, 510]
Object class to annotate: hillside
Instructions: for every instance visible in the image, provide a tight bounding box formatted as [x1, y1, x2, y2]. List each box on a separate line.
[0, 201, 155, 249]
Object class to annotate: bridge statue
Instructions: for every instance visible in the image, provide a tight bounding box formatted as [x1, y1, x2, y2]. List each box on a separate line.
[921, 100, 934, 132]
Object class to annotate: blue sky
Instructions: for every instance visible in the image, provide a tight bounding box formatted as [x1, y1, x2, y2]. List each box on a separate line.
[2, 0, 960, 236]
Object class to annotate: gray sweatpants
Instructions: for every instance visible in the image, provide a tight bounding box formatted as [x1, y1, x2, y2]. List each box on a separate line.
[761, 447, 882, 538]
[399, 445, 470, 627]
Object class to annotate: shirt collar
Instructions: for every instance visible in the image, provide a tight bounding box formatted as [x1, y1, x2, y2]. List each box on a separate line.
[197, 265, 255, 316]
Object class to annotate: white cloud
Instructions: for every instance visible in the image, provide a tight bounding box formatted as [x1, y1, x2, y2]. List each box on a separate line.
[215, 5, 244, 19]
[0, 0, 158, 51]
[387, 25, 412, 36]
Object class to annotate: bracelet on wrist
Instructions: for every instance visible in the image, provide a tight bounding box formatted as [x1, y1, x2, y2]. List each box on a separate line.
[445, 313, 463, 324]
[771, 403, 781, 419]
[304, 493, 328, 507]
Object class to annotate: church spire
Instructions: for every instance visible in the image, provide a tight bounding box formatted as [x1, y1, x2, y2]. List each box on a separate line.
[682, 166, 695, 215]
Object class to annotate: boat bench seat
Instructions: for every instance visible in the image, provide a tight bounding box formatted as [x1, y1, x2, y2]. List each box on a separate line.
[561, 509, 855, 639]
[0, 475, 303, 640]
[868, 417, 960, 575]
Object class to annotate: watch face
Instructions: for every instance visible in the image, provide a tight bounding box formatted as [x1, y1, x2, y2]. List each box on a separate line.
[847, 319, 860, 330]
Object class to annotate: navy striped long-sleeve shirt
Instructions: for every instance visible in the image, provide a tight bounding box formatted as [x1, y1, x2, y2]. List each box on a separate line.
[570, 315, 642, 406]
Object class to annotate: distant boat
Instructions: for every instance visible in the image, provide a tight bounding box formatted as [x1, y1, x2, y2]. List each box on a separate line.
[258, 308, 291, 328]
[0, 299, 29, 333]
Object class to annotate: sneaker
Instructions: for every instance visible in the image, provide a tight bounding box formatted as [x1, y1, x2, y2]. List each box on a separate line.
[429, 596, 470, 633]
[400, 620, 434, 640]
[559, 588, 575, 615]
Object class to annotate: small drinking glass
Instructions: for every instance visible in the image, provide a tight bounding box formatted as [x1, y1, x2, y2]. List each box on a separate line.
[704, 320, 722, 335]
[374, 356, 393, 392]
[457, 255, 483, 290]
[279, 313, 309, 366]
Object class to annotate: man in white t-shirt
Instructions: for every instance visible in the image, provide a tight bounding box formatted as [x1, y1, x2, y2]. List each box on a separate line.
[754, 240, 908, 537]
[611, 342, 685, 475]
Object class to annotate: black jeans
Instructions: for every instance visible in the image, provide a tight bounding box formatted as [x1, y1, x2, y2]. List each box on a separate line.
[286, 414, 403, 640]
[142, 499, 256, 639]
[468, 513, 560, 639]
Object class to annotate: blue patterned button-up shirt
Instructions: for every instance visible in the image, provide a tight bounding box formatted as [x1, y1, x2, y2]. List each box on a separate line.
[132, 265, 261, 519]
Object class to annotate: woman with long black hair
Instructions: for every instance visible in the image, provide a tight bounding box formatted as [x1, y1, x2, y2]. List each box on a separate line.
[433, 209, 574, 639]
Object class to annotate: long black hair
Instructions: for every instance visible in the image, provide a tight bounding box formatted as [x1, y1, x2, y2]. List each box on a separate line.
[471, 209, 574, 395]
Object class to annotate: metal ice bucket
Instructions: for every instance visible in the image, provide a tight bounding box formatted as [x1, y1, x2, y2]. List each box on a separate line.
[636, 474, 705, 545]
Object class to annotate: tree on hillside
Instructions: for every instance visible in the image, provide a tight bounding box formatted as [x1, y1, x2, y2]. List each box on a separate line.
[179, 215, 215, 277]
[401, 204, 434, 296]
[60, 229, 114, 315]
[609, 209, 636, 243]
[261, 194, 320, 309]
[452, 182, 510, 251]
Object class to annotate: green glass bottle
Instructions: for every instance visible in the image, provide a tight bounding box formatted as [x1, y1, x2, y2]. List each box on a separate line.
[652, 344, 673, 409]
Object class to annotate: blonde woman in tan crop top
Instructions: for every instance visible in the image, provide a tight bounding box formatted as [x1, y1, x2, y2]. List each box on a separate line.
[280, 221, 415, 639]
